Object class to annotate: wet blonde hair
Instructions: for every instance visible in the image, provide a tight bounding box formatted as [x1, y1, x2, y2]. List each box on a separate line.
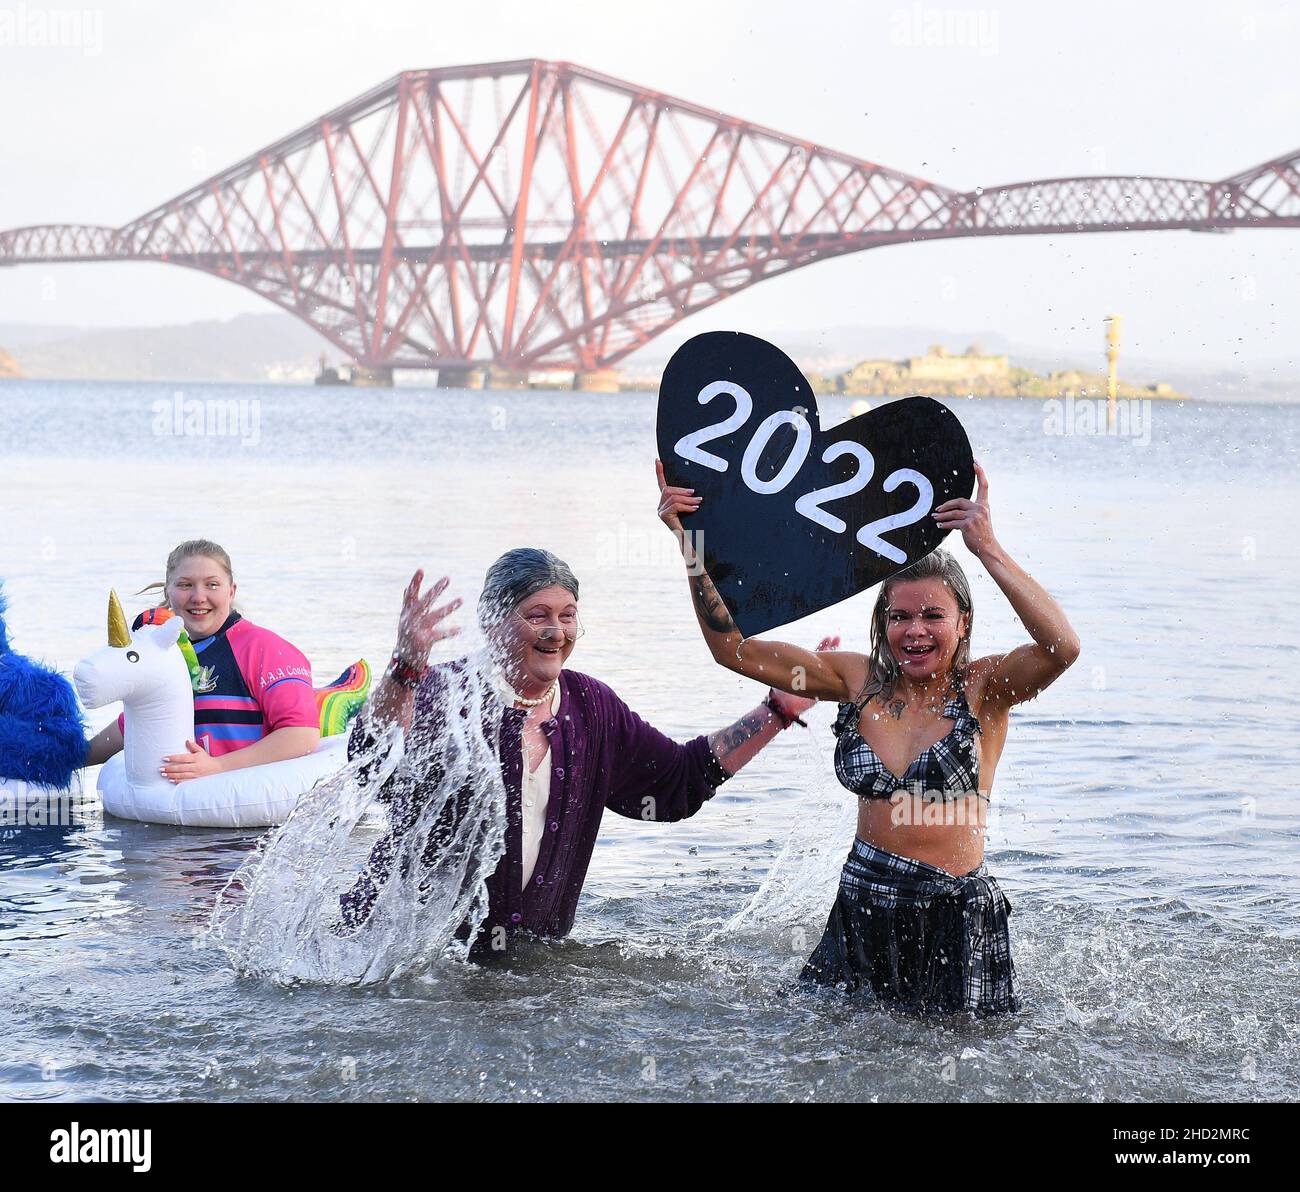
[137, 539, 236, 609]
[859, 548, 973, 703]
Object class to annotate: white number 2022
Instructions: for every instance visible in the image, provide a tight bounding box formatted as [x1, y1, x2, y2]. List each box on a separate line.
[672, 380, 934, 564]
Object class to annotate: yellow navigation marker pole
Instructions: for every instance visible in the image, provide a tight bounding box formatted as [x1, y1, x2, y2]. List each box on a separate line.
[1104, 314, 1122, 431]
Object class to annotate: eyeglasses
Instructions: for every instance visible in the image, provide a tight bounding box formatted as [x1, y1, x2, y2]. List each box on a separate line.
[514, 609, 585, 642]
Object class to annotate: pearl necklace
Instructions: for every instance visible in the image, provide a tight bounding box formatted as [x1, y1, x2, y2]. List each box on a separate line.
[494, 667, 556, 709]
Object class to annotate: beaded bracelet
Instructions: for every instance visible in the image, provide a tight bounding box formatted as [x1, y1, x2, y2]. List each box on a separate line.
[763, 693, 807, 729]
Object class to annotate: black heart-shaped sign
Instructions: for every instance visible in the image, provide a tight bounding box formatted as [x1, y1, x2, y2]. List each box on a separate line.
[656, 331, 975, 636]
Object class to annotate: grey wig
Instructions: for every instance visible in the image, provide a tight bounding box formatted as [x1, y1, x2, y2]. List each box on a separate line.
[477, 547, 580, 631]
[860, 548, 974, 702]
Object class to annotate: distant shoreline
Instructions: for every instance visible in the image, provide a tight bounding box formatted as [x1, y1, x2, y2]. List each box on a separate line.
[4, 374, 1299, 404]
[1, 312, 1291, 400]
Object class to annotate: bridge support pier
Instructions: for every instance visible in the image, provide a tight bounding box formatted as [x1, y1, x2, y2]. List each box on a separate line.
[350, 365, 394, 387]
[484, 367, 531, 390]
[572, 368, 621, 393]
[437, 366, 485, 389]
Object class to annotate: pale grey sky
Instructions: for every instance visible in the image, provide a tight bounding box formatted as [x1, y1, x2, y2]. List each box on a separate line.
[1, 0, 1296, 367]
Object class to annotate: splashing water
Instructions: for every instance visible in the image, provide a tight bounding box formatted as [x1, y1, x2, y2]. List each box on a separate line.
[703, 719, 855, 944]
[205, 649, 508, 985]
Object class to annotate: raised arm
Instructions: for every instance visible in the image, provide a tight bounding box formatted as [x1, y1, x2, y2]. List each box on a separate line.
[346, 569, 462, 800]
[655, 459, 861, 702]
[361, 570, 462, 739]
[935, 461, 1081, 707]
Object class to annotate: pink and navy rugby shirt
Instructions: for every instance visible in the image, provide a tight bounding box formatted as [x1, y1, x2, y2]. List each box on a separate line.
[122, 611, 318, 757]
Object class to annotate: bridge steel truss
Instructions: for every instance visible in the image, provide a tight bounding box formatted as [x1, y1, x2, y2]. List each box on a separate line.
[3, 59, 1297, 372]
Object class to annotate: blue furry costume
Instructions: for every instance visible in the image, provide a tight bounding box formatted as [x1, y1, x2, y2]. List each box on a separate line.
[0, 583, 87, 788]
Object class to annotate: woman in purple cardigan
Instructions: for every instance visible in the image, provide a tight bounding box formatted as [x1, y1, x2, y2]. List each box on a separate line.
[338, 548, 831, 957]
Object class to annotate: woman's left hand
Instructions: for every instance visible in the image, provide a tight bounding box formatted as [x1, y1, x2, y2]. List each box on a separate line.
[932, 459, 997, 557]
[769, 635, 841, 719]
[161, 739, 223, 784]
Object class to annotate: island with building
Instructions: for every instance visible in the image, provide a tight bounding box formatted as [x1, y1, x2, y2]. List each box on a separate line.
[821, 343, 1182, 400]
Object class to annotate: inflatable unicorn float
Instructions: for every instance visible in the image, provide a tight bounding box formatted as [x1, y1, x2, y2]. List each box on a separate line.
[74, 591, 370, 828]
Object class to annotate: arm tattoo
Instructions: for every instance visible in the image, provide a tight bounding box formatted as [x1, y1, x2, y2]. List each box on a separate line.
[690, 571, 737, 635]
[710, 712, 767, 764]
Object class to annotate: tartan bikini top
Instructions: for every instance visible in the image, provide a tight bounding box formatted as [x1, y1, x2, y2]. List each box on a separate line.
[833, 683, 984, 801]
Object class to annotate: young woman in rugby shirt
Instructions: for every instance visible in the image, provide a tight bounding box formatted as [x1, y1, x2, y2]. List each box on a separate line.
[84, 539, 320, 781]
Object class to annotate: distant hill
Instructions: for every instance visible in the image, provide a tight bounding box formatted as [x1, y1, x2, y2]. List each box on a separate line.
[0, 312, 1294, 400]
[0, 313, 335, 383]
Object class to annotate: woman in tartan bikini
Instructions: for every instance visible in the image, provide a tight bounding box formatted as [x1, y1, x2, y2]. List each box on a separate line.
[656, 458, 1080, 1015]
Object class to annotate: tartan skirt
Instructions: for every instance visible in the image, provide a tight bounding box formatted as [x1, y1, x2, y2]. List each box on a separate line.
[800, 837, 1021, 1016]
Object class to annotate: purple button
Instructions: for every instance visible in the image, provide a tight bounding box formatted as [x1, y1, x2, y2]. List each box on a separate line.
[510, 912, 522, 924]
[555, 767, 565, 779]
[549, 821, 559, 833]
[535, 875, 544, 886]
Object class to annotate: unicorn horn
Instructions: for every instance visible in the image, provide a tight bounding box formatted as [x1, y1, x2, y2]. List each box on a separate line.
[108, 589, 130, 648]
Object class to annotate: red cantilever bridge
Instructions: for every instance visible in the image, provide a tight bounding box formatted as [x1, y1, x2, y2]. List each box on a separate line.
[3, 58, 1298, 384]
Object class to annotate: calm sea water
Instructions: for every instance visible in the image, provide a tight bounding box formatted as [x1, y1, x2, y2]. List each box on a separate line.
[1, 378, 1297, 1102]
